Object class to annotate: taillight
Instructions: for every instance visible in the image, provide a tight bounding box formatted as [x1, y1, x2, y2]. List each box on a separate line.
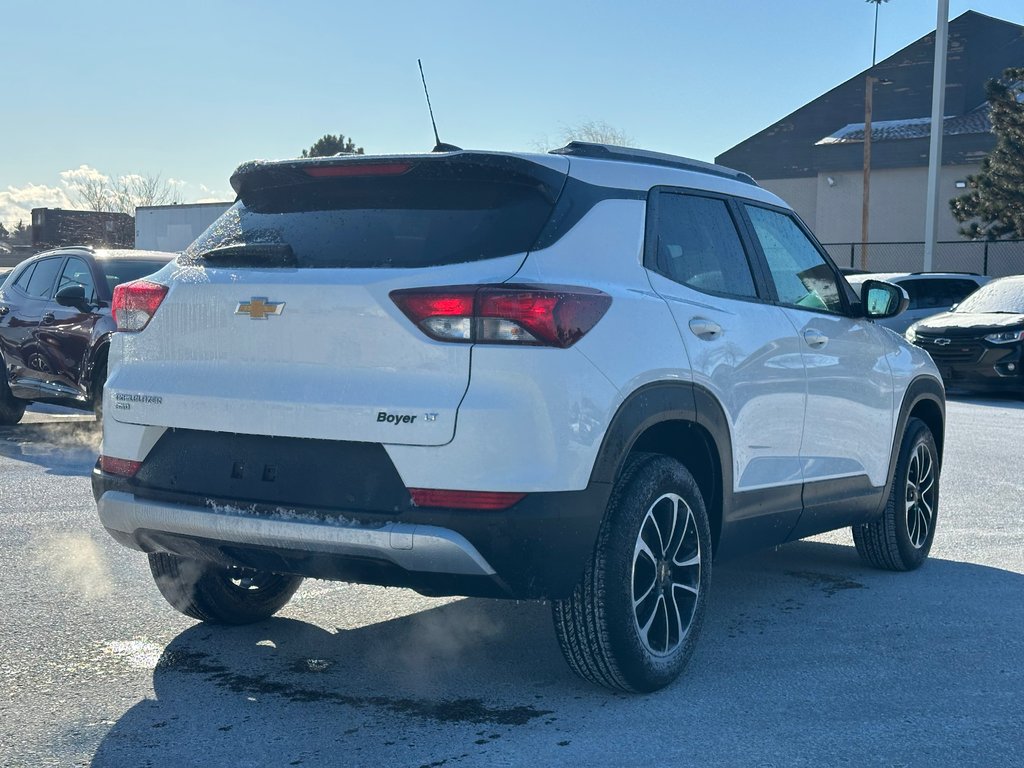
[390, 285, 611, 348]
[408, 488, 526, 510]
[100, 455, 142, 478]
[112, 280, 168, 332]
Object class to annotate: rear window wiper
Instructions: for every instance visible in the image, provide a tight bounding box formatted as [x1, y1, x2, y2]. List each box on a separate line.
[195, 243, 297, 268]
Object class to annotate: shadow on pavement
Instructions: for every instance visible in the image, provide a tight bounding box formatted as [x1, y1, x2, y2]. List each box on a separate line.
[88, 540, 1024, 766]
[0, 420, 100, 476]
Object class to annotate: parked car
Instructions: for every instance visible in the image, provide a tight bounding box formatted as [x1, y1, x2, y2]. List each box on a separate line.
[906, 274, 1024, 396]
[0, 246, 174, 424]
[93, 143, 945, 693]
[845, 272, 989, 334]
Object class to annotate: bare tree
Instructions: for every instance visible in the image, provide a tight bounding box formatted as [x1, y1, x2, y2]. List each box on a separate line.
[68, 171, 183, 215]
[71, 175, 114, 212]
[533, 120, 635, 152]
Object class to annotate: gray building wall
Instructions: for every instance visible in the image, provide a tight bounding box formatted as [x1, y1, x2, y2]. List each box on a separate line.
[135, 202, 232, 252]
[759, 163, 980, 244]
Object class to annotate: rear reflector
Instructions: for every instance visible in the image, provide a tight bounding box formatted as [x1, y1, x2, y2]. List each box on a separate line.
[112, 280, 168, 332]
[409, 489, 527, 510]
[304, 163, 412, 178]
[100, 456, 142, 478]
[390, 285, 611, 348]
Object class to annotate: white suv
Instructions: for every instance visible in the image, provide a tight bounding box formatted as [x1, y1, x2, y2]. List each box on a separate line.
[93, 143, 945, 693]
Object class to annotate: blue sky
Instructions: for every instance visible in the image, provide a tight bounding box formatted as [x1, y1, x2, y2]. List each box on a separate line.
[1, 0, 1021, 226]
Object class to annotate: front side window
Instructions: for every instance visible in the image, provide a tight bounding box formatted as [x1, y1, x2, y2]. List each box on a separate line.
[745, 205, 844, 314]
[652, 193, 757, 298]
[58, 258, 97, 304]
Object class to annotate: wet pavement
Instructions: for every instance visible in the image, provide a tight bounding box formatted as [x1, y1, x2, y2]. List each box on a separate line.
[1, 399, 1022, 767]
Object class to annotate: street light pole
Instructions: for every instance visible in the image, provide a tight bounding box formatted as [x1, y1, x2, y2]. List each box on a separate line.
[923, 0, 950, 271]
[861, 0, 889, 271]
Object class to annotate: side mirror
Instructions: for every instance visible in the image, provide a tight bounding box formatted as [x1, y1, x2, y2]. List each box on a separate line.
[861, 279, 909, 320]
[55, 285, 88, 309]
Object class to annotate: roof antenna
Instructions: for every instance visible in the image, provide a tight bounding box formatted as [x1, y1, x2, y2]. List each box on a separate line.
[418, 59, 461, 153]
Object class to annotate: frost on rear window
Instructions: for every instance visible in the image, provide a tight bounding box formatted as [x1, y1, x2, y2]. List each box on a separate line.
[179, 172, 557, 269]
[954, 277, 1024, 314]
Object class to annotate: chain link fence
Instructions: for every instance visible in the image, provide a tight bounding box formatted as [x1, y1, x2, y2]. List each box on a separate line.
[822, 240, 1024, 277]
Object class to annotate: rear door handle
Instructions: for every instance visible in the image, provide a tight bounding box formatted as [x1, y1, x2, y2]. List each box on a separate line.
[804, 329, 828, 348]
[688, 317, 723, 341]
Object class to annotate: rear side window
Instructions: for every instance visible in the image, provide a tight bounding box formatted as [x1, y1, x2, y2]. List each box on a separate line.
[185, 161, 562, 269]
[25, 257, 64, 299]
[650, 193, 757, 298]
[12, 263, 36, 292]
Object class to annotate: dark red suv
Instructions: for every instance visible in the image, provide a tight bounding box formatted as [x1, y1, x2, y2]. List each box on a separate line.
[0, 246, 172, 424]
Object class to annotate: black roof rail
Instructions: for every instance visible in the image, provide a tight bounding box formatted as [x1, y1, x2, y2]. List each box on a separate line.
[549, 141, 758, 185]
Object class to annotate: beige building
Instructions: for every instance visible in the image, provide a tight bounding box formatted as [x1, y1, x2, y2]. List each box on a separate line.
[717, 11, 1022, 254]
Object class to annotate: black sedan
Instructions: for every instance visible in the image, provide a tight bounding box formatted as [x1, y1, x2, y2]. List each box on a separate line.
[0, 246, 173, 424]
[906, 275, 1024, 397]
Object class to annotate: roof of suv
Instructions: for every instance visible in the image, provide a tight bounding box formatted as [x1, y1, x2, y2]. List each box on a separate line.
[230, 144, 788, 209]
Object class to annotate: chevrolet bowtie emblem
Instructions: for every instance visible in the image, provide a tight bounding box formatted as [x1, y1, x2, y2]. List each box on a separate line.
[236, 297, 285, 319]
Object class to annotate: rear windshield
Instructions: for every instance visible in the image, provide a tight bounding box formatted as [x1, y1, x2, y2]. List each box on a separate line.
[183, 165, 561, 269]
[98, 259, 168, 292]
[954, 278, 1024, 314]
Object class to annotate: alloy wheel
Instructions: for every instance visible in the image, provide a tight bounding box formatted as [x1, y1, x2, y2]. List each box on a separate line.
[905, 442, 936, 549]
[631, 493, 701, 657]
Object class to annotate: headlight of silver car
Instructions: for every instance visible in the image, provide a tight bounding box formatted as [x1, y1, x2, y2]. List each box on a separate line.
[905, 324, 919, 343]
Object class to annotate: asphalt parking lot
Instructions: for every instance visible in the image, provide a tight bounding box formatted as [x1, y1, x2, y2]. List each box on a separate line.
[1, 399, 1022, 767]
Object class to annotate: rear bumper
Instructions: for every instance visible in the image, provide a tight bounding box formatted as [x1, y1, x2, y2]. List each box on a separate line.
[93, 467, 611, 599]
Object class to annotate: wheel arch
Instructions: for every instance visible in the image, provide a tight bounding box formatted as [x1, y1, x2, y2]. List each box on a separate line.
[871, 375, 946, 519]
[86, 335, 111, 401]
[589, 382, 733, 556]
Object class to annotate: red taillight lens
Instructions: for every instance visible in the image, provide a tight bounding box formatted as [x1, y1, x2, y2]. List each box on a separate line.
[100, 455, 142, 478]
[304, 163, 412, 178]
[390, 285, 611, 348]
[112, 280, 168, 332]
[408, 488, 526, 510]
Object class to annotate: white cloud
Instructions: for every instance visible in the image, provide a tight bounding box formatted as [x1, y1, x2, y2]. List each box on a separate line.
[2, 167, 232, 229]
[58, 164, 109, 187]
[0, 182, 74, 229]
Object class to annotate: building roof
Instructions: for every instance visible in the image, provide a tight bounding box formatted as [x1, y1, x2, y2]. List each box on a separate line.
[716, 11, 1024, 180]
[816, 105, 993, 145]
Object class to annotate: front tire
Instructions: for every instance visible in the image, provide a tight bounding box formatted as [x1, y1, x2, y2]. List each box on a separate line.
[853, 417, 939, 571]
[0, 371, 25, 426]
[148, 553, 303, 624]
[553, 454, 712, 693]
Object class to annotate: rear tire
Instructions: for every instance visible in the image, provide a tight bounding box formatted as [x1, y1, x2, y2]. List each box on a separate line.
[148, 553, 303, 624]
[552, 453, 712, 693]
[91, 359, 106, 423]
[0, 371, 25, 426]
[853, 417, 939, 571]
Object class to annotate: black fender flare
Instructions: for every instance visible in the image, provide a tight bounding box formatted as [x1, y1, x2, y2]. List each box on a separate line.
[588, 381, 734, 549]
[870, 375, 946, 519]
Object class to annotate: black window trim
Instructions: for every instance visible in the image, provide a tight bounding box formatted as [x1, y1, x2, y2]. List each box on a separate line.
[642, 185, 774, 306]
[735, 200, 859, 318]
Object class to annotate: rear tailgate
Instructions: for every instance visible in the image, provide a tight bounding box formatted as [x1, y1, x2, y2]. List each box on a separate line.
[107, 151, 569, 446]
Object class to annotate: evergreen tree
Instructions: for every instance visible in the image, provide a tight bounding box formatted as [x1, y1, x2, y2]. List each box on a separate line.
[950, 67, 1024, 239]
[11, 220, 29, 245]
[301, 134, 364, 158]
[0, 222, 9, 241]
